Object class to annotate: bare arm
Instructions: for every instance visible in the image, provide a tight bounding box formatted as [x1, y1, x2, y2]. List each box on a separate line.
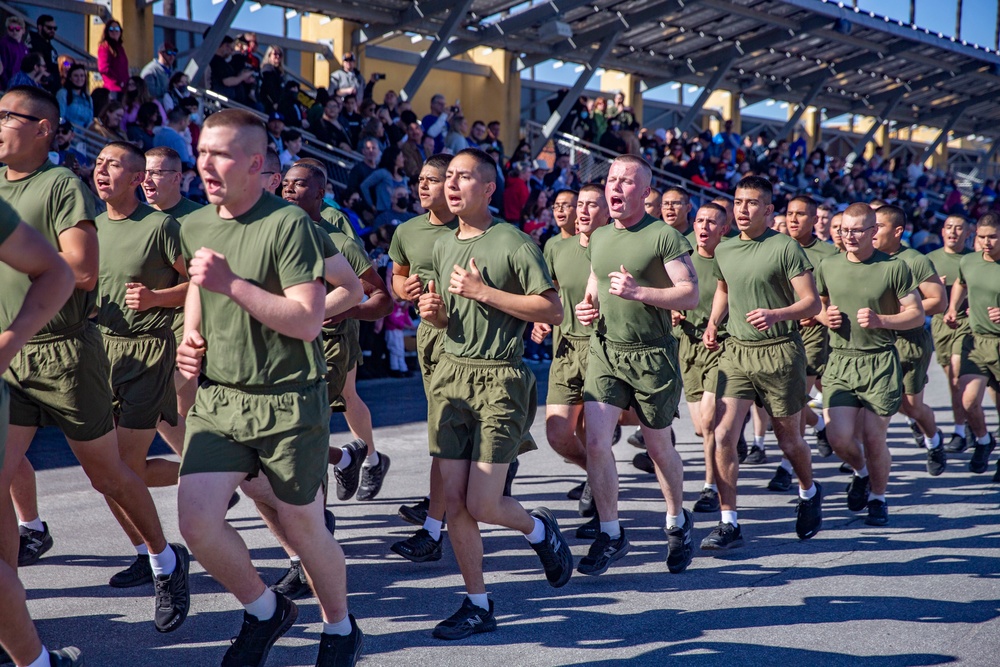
[861, 290, 925, 330]
[815, 295, 834, 328]
[57, 222, 99, 291]
[391, 263, 423, 302]
[126, 256, 190, 311]
[607, 254, 699, 311]
[945, 280, 967, 327]
[177, 284, 204, 379]
[917, 276, 947, 316]
[575, 270, 600, 326]
[746, 271, 821, 331]
[703, 279, 730, 350]
[323, 253, 363, 320]
[335, 266, 392, 322]
[450, 258, 563, 325]
[0, 223, 75, 373]
[417, 280, 447, 328]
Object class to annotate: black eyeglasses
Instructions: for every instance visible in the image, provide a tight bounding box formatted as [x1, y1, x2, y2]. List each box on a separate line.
[0, 110, 43, 126]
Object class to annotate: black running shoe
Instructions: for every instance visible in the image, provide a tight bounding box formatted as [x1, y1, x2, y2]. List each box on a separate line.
[926, 443, 947, 477]
[815, 428, 832, 457]
[612, 424, 622, 445]
[692, 487, 720, 513]
[992, 459, 1000, 483]
[432, 598, 496, 641]
[222, 593, 298, 666]
[577, 528, 630, 576]
[737, 429, 748, 463]
[846, 474, 870, 512]
[970, 434, 996, 474]
[909, 421, 924, 448]
[529, 507, 573, 587]
[334, 439, 367, 501]
[48, 647, 84, 666]
[357, 453, 391, 501]
[398, 497, 430, 526]
[944, 432, 969, 453]
[228, 492, 241, 510]
[0, 646, 8, 664]
[700, 522, 743, 550]
[502, 458, 519, 497]
[578, 481, 595, 517]
[154, 543, 191, 633]
[575, 514, 600, 540]
[271, 560, 311, 600]
[744, 444, 767, 465]
[109, 554, 153, 588]
[632, 451, 655, 473]
[865, 498, 889, 526]
[316, 614, 364, 666]
[665, 509, 693, 574]
[17, 522, 53, 566]
[795, 483, 823, 540]
[390, 529, 443, 563]
[566, 481, 586, 501]
[768, 466, 792, 492]
[627, 429, 645, 449]
[839, 461, 853, 474]
[325, 509, 336, 537]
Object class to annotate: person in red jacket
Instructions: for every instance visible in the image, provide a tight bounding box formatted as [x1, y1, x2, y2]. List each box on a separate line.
[97, 20, 129, 97]
[503, 161, 530, 223]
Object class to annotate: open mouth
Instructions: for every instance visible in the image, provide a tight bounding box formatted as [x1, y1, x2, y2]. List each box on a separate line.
[609, 195, 623, 208]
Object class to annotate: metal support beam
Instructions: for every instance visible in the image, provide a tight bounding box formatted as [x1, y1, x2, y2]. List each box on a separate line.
[776, 75, 828, 139]
[677, 54, 737, 133]
[922, 107, 967, 160]
[532, 32, 622, 157]
[365, 45, 491, 78]
[156, 15, 333, 59]
[182, 0, 245, 84]
[641, 107, 679, 131]
[918, 92, 994, 123]
[686, 15, 831, 74]
[399, 0, 476, 102]
[396, 0, 455, 27]
[849, 91, 905, 161]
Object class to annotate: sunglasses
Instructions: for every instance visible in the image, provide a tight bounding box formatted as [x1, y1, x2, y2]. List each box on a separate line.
[164, 50, 177, 56]
[7, 26, 22, 32]
[108, 26, 121, 32]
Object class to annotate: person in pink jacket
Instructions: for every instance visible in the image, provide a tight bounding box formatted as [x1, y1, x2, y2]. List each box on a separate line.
[97, 20, 129, 96]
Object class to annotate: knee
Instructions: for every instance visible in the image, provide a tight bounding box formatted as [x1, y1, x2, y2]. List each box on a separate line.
[88, 468, 124, 497]
[465, 493, 492, 523]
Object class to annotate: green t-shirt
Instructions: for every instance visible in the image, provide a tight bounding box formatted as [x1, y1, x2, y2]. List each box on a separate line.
[713, 227, 813, 342]
[798, 237, 838, 345]
[320, 202, 362, 245]
[161, 196, 203, 224]
[387, 212, 458, 288]
[815, 251, 915, 351]
[319, 223, 371, 338]
[179, 192, 325, 386]
[0, 198, 18, 245]
[682, 249, 724, 335]
[96, 203, 182, 335]
[587, 213, 692, 344]
[891, 247, 938, 343]
[0, 161, 96, 336]
[927, 247, 972, 324]
[957, 252, 1000, 336]
[432, 219, 554, 361]
[544, 234, 590, 340]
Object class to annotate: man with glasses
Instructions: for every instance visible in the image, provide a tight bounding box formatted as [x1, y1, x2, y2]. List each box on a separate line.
[141, 42, 177, 101]
[814, 203, 922, 526]
[661, 186, 693, 236]
[27, 15, 59, 94]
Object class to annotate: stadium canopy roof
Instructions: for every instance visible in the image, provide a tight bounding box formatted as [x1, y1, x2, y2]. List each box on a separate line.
[277, 0, 1000, 140]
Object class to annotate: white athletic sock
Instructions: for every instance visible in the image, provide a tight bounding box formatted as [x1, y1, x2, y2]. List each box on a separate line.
[779, 458, 794, 473]
[26, 647, 49, 667]
[666, 512, 685, 530]
[814, 391, 823, 402]
[955, 424, 966, 438]
[721, 510, 738, 527]
[363, 451, 380, 468]
[907, 417, 916, 426]
[290, 555, 301, 564]
[467, 593, 489, 611]
[925, 431, 942, 449]
[869, 493, 887, 503]
[149, 545, 176, 578]
[423, 517, 443, 542]
[855, 465, 869, 478]
[334, 448, 352, 471]
[135, 543, 149, 556]
[799, 483, 817, 501]
[18, 518, 43, 532]
[244, 588, 277, 621]
[753, 436, 765, 449]
[815, 414, 826, 431]
[525, 517, 546, 544]
[977, 433, 992, 445]
[704, 484, 718, 492]
[599, 520, 621, 540]
[323, 614, 352, 636]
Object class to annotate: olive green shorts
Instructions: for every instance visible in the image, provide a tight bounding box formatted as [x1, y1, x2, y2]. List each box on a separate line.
[3, 322, 115, 442]
[823, 347, 902, 417]
[677, 331, 721, 403]
[546, 333, 590, 406]
[323, 333, 355, 413]
[801, 324, 830, 378]
[716, 333, 807, 418]
[103, 329, 178, 430]
[583, 334, 681, 430]
[930, 315, 973, 369]
[180, 379, 331, 506]
[959, 334, 1000, 387]
[427, 354, 538, 464]
[0, 379, 9, 468]
[416, 323, 447, 395]
[894, 328, 933, 395]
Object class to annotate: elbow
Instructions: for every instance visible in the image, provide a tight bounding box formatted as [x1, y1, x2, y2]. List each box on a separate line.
[76, 269, 98, 292]
[925, 298, 946, 317]
[544, 303, 564, 327]
[299, 317, 324, 342]
[803, 295, 822, 319]
[374, 294, 394, 320]
[679, 286, 700, 311]
[349, 284, 364, 309]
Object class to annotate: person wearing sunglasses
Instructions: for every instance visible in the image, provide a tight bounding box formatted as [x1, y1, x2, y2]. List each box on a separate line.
[97, 20, 129, 96]
[0, 16, 29, 90]
[27, 15, 60, 94]
[140, 41, 177, 101]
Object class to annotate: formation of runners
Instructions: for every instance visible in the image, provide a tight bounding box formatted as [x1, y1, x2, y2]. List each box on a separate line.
[0, 86, 998, 666]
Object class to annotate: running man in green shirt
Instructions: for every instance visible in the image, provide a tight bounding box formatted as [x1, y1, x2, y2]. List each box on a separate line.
[387, 154, 459, 563]
[927, 215, 975, 454]
[661, 186, 692, 235]
[418, 149, 572, 640]
[947, 212, 1000, 479]
[873, 205, 948, 464]
[0, 198, 81, 667]
[703, 175, 823, 550]
[576, 155, 699, 576]
[815, 203, 924, 526]
[175, 109, 364, 665]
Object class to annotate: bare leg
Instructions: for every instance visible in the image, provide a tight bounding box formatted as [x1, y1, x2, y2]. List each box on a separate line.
[156, 370, 195, 453]
[945, 360, 967, 429]
[583, 402, 625, 523]
[10, 456, 38, 523]
[713, 397, 753, 512]
[772, 413, 813, 490]
[860, 412, 892, 495]
[341, 366, 375, 456]
[436, 459, 480, 593]
[105, 427, 159, 550]
[959, 375, 989, 438]
[546, 403, 587, 469]
[0, 561, 44, 666]
[899, 389, 937, 437]
[0, 426, 37, 568]
[700, 392, 718, 487]
[643, 425, 684, 516]
[825, 406, 866, 471]
[687, 401, 703, 438]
